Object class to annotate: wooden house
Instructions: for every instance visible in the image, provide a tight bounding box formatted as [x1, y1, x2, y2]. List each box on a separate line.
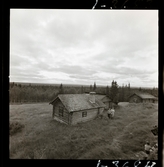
[129, 92, 158, 103]
[95, 95, 112, 109]
[49, 92, 106, 125]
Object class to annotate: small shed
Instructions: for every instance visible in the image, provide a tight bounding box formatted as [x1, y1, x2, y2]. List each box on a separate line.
[95, 95, 112, 109]
[49, 93, 106, 125]
[128, 93, 158, 103]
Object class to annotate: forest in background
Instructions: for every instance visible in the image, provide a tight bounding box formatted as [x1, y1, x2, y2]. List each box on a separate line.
[9, 81, 158, 104]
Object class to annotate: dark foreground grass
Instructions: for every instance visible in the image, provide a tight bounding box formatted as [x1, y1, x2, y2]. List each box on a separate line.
[10, 121, 25, 136]
[9, 102, 158, 159]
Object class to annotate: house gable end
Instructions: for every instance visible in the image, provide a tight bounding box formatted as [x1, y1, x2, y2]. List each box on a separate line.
[52, 98, 70, 124]
[129, 94, 143, 103]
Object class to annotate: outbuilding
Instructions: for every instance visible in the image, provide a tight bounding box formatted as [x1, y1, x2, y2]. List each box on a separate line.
[49, 92, 105, 125]
[128, 92, 158, 103]
[95, 94, 112, 109]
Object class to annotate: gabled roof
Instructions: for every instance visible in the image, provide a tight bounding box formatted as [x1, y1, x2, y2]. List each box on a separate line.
[95, 95, 111, 102]
[50, 94, 106, 112]
[129, 92, 157, 99]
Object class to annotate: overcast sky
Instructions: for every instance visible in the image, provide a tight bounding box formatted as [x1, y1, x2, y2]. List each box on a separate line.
[10, 9, 158, 87]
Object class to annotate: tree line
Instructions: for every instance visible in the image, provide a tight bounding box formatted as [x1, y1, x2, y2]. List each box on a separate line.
[9, 82, 105, 103]
[9, 82, 158, 104]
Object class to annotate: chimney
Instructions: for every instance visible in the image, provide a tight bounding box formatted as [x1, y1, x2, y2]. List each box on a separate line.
[89, 92, 96, 103]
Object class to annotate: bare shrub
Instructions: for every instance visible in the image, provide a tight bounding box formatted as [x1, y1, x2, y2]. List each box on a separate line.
[10, 121, 25, 136]
[147, 150, 158, 160]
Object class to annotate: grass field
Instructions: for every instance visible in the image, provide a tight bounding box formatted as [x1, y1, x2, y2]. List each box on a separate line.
[9, 102, 158, 159]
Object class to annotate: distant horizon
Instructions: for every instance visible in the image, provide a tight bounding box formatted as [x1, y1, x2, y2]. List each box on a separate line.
[10, 81, 158, 89]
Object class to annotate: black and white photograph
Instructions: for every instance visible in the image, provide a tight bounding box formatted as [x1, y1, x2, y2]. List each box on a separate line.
[9, 9, 158, 160]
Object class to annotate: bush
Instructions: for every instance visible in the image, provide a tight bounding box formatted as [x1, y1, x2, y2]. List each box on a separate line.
[10, 121, 25, 136]
[147, 150, 158, 160]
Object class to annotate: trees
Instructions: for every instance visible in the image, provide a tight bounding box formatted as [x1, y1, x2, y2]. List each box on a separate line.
[90, 85, 93, 92]
[59, 83, 64, 94]
[118, 82, 131, 102]
[120, 84, 125, 102]
[69, 88, 76, 94]
[89, 82, 97, 92]
[81, 86, 84, 94]
[9, 81, 158, 104]
[110, 80, 119, 103]
[106, 85, 109, 97]
[9, 85, 21, 103]
[10, 82, 15, 89]
[93, 82, 97, 91]
[151, 87, 158, 97]
[128, 83, 130, 90]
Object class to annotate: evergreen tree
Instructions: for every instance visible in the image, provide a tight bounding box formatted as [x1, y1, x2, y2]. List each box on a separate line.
[106, 85, 109, 97]
[90, 85, 93, 91]
[93, 82, 97, 91]
[110, 80, 119, 103]
[81, 86, 84, 94]
[10, 82, 15, 89]
[128, 83, 130, 89]
[121, 84, 125, 102]
[18, 84, 22, 88]
[69, 88, 76, 94]
[112, 80, 115, 87]
[59, 83, 64, 94]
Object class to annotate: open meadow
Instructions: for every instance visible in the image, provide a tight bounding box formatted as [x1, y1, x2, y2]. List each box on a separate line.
[9, 102, 158, 159]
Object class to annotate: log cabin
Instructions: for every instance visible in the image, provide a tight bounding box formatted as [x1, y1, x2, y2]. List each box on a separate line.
[49, 92, 106, 125]
[128, 92, 158, 103]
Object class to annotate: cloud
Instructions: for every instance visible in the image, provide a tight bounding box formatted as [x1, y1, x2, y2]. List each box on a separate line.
[10, 9, 158, 87]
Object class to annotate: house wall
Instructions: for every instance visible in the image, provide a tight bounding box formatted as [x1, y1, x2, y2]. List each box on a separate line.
[52, 99, 70, 124]
[102, 97, 111, 109]
[143, 99, 156, 103]
[103, 101, 110, 109]
[129, 94, 142, 103]
[71, 108, 101, 124]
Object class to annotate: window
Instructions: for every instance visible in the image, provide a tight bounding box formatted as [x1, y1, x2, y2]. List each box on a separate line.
[82, 111, 87, 117]
[59, 106, 64, 117]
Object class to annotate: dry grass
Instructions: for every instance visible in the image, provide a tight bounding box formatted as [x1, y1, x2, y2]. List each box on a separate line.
[9, 102, 158, 159]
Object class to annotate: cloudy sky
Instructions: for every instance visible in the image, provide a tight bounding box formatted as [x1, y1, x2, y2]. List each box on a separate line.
[10, 9, 158, 87]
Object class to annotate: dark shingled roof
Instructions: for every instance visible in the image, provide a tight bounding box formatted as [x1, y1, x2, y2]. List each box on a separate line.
[50, 94, 106, 112]
[129, 92, 157, 100]
[95, 95, 111, 102]
[95, 95, 107, 100]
